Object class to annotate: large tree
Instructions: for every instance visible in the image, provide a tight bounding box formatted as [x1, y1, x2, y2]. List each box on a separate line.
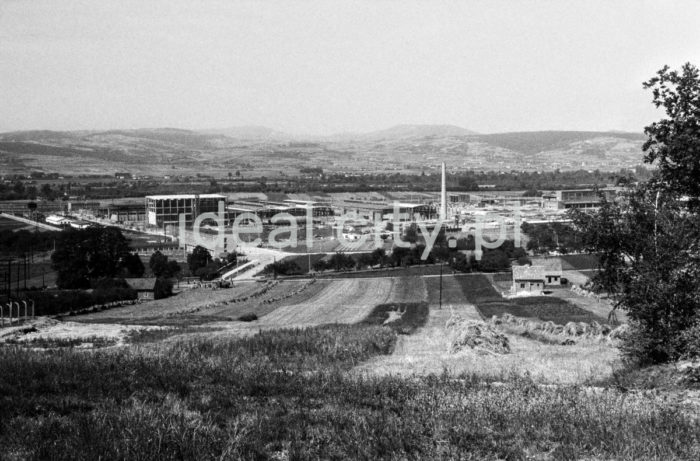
[187, 245, 212, 274]
[51, 227, 134, 288]
[642, 63, 700, 209]
[572, 63, 700, 363]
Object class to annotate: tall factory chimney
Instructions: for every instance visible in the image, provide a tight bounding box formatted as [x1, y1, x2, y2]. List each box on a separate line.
[440, 162, 447, 221]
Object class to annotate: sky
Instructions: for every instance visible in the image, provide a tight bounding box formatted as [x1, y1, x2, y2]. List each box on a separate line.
[1, 0, 700, 135]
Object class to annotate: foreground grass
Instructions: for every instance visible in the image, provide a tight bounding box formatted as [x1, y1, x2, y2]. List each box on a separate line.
[1, 324, 699, 460]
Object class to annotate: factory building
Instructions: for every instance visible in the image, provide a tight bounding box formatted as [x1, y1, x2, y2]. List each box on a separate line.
[541, 188, 618, 210]
[334, 200, 434, 223]
[145, 194, 227, 229]
[226, 199, 335, 222]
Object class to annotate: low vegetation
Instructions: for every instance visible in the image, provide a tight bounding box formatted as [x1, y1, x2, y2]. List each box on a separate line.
[362, 302, 429, 334]
[1, 324, 698, 459]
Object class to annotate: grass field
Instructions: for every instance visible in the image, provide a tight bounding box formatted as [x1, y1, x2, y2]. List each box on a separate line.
[2, 325, 698, 460]
[0, 215, 28, 231]
[559, 253, 601, 270]
[426, 273, 609, 325]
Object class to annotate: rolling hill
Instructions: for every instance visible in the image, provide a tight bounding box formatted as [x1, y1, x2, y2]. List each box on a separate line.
[0, 126, 647, 176]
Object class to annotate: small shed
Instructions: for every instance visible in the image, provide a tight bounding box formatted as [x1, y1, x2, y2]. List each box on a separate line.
[125, 278, 157, 300]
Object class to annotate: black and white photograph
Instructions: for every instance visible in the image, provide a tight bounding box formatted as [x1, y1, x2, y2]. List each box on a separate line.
[1, 0, 700, 459]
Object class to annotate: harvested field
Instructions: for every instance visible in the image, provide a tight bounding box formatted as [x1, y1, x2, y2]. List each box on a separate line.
[75, 281, 300, 324]
[0, 317, 164, 348]
[559, 253, 600, 270]
[258, 278, 394, 327]
[314, 264, 447, 279]
[193, 279, 327, 318]
[362, 302, 429, 335]
[388, 275, 427, 303]
[550, 286, 626, 323]
[0, 215, 28, 231]
[477, 296, 608, 325]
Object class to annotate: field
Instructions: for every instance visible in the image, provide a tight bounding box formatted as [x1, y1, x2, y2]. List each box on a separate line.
[2, 324, 698, 460]
[76, 280, 325, 325]
[559, 253, 601, 270]
[258, 278, 394, 327]
[4, 270, 697, 458]
[0, 215, 28, 231]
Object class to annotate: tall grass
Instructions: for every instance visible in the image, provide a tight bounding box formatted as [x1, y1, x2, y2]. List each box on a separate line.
[1, 324, 698, 460]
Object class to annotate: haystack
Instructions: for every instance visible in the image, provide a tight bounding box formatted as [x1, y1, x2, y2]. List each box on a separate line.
[447, 316, 510, 355]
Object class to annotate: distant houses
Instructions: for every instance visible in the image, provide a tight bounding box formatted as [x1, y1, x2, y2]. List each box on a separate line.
[512, 259, 563, 294]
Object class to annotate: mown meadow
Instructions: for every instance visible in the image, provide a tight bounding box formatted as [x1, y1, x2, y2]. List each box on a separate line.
[1, 319, 699, 460]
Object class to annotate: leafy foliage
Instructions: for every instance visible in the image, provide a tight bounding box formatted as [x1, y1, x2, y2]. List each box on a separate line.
[50, 227, 138, 289]
[643, 63, 700, 210]
[153, 277, 174, 300]
[187, 245, 212, 274]
[572, 63, 700, 363]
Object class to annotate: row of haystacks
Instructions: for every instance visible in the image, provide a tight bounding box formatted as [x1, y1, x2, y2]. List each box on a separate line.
[167, 281, 282, 317]
[444, 312, 630, 354]
[260, 279, 316, 305]
[489, 313, 629, 343]
[446, 315, 511, 355]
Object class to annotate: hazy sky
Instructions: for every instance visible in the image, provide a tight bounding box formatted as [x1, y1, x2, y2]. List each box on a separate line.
[1, 0, 700, 134]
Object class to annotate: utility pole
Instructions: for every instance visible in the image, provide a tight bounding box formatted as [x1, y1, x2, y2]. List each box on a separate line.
[16, 258, 20, 296]
[439, 261, 443, 309]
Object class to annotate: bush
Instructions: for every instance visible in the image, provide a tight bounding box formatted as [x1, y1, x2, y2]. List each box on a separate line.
[153, 277, 173, 300]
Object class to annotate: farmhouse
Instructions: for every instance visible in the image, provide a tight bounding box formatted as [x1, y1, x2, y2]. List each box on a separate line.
[538, 259, 563, 285]
[125, 278, 157, 300]
[512, 259, 563, 294]
[512, 265, 546, 293]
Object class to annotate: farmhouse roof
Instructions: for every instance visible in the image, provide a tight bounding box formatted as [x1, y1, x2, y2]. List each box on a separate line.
[125, 278, 157, 291]
[536, 258, 563, 274]
[512, 265, 546, 281]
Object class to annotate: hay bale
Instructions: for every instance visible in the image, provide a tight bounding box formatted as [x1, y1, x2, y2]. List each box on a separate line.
[501, 313, 517, 324]
[448, 319, 510, 355]
[608, 324, 629, 340]
[564, 322, 584, 336]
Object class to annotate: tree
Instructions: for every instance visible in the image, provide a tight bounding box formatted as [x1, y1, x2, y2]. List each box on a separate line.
[312, 259, 328, 272]
[572, 63, 700, 363]
[122, 252, 145, 277]
[51, 227, 133, 289]
[187, 245, 212, 274]
[196, 261, 222, 280]
[328, 252, 355, 271]
[642, 63, 700, 210]
[153, 277, 174, 300]
[149, 251, 169, 276]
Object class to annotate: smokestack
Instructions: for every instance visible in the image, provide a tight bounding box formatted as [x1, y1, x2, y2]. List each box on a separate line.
[440, 162, 447, 221]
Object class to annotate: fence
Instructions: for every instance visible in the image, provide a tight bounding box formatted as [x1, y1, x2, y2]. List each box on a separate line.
[0, 299, 35, 327]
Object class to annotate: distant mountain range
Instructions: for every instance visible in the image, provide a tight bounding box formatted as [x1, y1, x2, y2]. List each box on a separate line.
[0, 125, 647, 177]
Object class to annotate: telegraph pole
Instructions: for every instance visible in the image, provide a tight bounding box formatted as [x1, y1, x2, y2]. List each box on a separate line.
[438, 261, 443, 309]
